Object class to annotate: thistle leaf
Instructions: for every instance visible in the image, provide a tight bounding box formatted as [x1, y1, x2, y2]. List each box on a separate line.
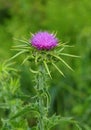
[52, 62, 65, 77]
[29, 68, 39, 74]
[22, 56, 30, 64]
[58, 42, 74, 48]
[12, 44, 27, 48]
[60, 53, 81, 58]
[9, 50, 28, 61]
[2, 61, 15, 67]
[51, 54, 73, 71]
[75, 123, 82, 130]
[59, 47, 64, 52]
[30, 32, 34, 36]
[13, 38, 30, 45]
[56, 47, 64, 54]
[12, 46, 31, 50]
[10, 104, 39, 120]
[11, 48, 26, 51]
[43, 61, 52, 79]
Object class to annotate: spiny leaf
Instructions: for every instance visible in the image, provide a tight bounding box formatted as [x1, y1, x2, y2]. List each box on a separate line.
[11, 48, 26, 51]
[10, 104, 39, 120]
[58, 47, 64, 53]
[11, 46, 31, 52]
[13, 38, 30, 45]
[52, 62, 65, 77]
[62, 45, 74, 48]
[22, 56, 30, 64]
[43, 61, 52, 79]
[52, 31, 57, 37]
[7, 68, 17, 72]
[1, 61, 17, 72]
[59, 117, 74, 122]
[51, 54, 73, 71]
[29, 68, 39, 74]
[8, 50, 28, 61]
[60, 117, 82, 130]
[30, 32, 34, 36]
[12, 46, 31, 50]
[75, 123, 82, 130]
[60, 53, 81, 58]
[57, 42, 74, 48]
[12, 44, 27, 48]
[2, 61, 15, 67]
[55, 47, 64, 54]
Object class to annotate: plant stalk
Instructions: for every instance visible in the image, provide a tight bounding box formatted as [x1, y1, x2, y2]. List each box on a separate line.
[35, 64, 50, 130]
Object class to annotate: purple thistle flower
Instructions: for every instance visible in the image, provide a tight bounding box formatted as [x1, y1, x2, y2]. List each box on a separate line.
[30, 32, 58, 50]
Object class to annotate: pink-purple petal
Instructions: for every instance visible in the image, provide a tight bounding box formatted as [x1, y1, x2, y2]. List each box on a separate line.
[30, 32, 58, 50]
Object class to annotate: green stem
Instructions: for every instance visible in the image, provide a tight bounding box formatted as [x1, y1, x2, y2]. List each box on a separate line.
[35, 64, 50, 130]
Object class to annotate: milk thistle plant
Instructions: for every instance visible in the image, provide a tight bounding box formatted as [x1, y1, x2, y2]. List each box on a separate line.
[0, 31, 81, 130]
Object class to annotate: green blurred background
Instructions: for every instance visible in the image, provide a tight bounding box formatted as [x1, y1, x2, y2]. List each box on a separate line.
[0, 0, 91, 129]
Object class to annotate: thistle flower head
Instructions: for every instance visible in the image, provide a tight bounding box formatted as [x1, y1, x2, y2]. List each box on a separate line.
[30, 31, 58, 50]
[10, 31, 78, 77]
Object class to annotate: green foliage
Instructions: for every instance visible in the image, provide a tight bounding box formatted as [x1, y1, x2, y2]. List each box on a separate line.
[0, 61, 81, 130]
